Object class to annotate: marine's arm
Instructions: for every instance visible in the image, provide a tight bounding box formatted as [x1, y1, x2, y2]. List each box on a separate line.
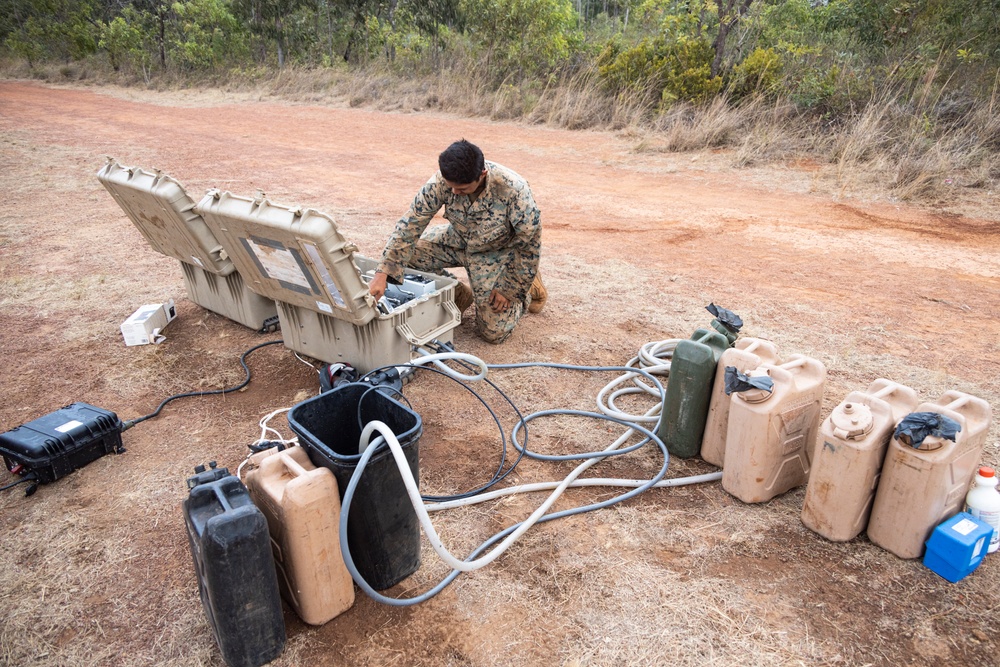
[371, 175, 446, 299]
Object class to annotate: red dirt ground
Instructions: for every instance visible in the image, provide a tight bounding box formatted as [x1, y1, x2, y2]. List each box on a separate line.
[1, 80, 999, 666]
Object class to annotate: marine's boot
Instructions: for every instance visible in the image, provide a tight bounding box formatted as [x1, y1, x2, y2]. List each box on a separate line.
[454, 281, 475, 313]
[528, 272, 547, 314]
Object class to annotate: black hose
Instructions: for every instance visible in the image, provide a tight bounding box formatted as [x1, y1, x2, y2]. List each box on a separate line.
[121, 339, 284, 431]
[360, 358, 529, 502]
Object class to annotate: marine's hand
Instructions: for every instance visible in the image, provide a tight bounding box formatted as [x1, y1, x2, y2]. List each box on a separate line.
[489, 289, 511, 313]
[369, 272, 388, 300]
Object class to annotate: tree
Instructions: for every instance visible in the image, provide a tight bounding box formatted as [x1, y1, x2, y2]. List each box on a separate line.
[399, 0, 461, 67]
[459, 0, 579, 80]
[169, 0, 247, 70]
[99, 13, 143, 71]
[709, 0, 754, 77]
[3, 0, 100, 64]
[233, 0, 307, 67]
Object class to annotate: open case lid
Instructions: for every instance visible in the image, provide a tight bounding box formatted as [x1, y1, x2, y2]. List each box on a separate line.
[97, 159, 234, 275]
[194, 189, 377, 326]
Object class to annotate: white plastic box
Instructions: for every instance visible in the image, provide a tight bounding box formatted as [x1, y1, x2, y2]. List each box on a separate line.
[97, 159, 278, 331]
[194, 190, 461, 373]
[121, 300, 177, 346]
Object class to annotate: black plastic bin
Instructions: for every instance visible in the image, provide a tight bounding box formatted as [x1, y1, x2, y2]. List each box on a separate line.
[287, 383, 421, 591]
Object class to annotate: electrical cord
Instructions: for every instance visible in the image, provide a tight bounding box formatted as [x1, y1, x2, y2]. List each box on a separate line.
[338, 351, 724, 605]
[121, 339, 283, 431]
[235, 407, 300, 480]
[359, 357, 529, 502]
[0, 472, 38, 494]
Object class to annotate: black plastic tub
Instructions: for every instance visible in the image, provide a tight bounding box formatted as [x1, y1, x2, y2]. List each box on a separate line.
[287, 383, 422, 591]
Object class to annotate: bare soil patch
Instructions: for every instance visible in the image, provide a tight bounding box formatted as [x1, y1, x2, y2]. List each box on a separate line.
[1, 80, 999, 667]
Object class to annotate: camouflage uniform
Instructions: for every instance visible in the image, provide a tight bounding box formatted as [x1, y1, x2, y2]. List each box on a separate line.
[378, 161, 541, 343]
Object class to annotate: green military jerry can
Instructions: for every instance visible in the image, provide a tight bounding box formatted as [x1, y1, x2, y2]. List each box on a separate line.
[657, 305, 740, 458]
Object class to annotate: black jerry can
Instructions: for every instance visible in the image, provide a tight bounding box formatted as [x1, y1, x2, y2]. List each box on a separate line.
[183, 471, 285, 667]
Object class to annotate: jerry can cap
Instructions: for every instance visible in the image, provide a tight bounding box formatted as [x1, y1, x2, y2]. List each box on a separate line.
[911, 435, 946, 451]
[830, 402, 874, 440]
[735, 369, 774, 404]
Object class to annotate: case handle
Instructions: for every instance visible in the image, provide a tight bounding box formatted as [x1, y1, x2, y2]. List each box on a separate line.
[395, 301, 462, 346]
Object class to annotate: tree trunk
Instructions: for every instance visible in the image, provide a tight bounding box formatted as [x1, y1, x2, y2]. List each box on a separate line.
[387, 0, 397, 61]
[711, 0, 754, 78]
[157, 0, 166, 68]
[276, 16, 284, 68]
[326, 0, 334, 63]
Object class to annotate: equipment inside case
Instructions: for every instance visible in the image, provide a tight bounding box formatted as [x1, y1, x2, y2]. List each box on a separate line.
[194, 190, 462, 371]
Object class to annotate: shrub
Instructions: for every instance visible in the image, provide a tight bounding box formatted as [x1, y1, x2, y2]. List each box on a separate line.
[598, 34, 721, 108]
[660, 36, 722, 106]
[729, 47, 783, 101]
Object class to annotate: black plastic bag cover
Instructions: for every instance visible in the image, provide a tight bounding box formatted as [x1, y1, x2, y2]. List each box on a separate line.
[724, 366, 774, 395]
[894, 412, 962, 448]
[707, 303, 743, 333]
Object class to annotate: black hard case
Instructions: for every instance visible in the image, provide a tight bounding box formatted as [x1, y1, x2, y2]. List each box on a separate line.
[0, 402, 124, 483]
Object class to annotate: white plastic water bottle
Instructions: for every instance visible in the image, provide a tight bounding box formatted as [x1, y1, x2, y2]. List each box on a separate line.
[966, 466, 1000, 554]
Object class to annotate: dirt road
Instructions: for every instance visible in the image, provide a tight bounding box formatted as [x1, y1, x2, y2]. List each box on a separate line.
[1, 80, 999, 666]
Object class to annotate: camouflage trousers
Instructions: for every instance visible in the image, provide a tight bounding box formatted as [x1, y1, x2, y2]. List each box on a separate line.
[406, 225, 528, 344]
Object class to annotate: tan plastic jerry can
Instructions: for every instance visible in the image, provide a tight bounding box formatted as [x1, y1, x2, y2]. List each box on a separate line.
[867, 391, 992, 559]
[801, 379, 919, 542]
[701, 338, 781, 467]
[721, 355, 827, 503]
[245, 445, 355, 625]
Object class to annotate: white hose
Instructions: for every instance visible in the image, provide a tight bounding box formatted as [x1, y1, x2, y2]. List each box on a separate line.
[340, 343, 720, 600]
[426, 472, 723, 511]
[595, 339, 677, 424]
[358, 417, 651, 572]
[409, 350, 489, 382]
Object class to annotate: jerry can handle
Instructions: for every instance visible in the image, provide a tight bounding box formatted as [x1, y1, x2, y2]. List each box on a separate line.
[941, 393, 972, 412]
[779, 356, 809, 371]
[277, 451, 310, 478]
[869, 381, 907, 402]
[212, 486, 234, 512]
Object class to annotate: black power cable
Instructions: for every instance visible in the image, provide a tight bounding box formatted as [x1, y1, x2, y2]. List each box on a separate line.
[360, 354, 529, 503]
[121, 339, 284, 431]
[0, 473, 38, 494]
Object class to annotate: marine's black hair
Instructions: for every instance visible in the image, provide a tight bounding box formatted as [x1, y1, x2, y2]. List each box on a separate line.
[438, 139, 485, 184]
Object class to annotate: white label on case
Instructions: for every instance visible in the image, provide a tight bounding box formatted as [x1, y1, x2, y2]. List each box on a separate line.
[973, 537, 985, 558]
[952, 518, 979, 536]
[302, 243, 347, 309]
[55, 420, 84, 433]
[316, 301, 333, 314]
